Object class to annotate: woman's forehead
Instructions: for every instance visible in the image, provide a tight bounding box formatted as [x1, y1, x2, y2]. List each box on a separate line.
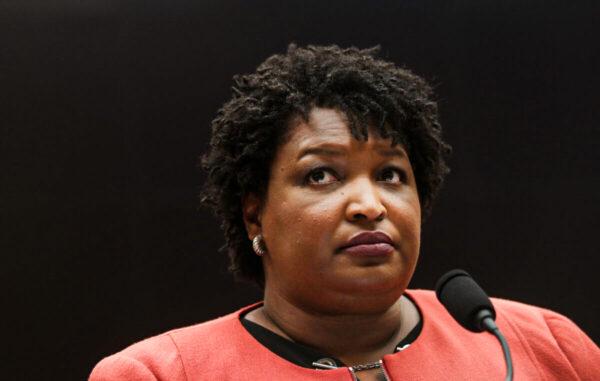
[284, 107, 399, 153]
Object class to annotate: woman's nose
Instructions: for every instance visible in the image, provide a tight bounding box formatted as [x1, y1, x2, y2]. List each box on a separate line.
[345, 177, 387, 222]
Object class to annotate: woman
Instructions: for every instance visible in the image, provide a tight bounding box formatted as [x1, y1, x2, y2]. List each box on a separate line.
[90, 44, 599, 381]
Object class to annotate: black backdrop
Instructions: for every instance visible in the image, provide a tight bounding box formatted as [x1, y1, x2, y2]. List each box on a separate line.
[2, 1, 599, 380]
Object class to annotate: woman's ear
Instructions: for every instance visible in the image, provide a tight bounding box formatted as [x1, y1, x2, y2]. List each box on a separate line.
[242, 193, 262, 239]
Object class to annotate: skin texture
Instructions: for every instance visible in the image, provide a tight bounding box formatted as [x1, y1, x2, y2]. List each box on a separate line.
[243, 107, 422, 373]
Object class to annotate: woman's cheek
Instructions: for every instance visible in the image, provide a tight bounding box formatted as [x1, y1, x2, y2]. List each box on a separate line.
[299, 205, 341, 254]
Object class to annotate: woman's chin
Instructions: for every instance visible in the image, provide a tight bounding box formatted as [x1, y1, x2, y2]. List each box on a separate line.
[319, 270, 408, 308]
[332, 265, 409, 293]
[317, 288, 404, 315]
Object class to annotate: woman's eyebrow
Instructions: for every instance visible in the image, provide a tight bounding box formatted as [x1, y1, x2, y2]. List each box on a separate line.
[296, 146, 345, 160]
[377, 147, 406, 158]
[297, 145, 407, 161]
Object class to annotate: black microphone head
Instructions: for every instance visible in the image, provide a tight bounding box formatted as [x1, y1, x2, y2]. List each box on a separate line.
[435, 269, 496, 332]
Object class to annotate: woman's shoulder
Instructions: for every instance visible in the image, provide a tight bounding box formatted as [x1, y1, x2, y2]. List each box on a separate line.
[487, 294, 599, 378]
[408, 288, 579, 323]
[407, 289, 599, 379]
[89, 330, 185, 381]
[407, 288, 593, 341]
[89, 304, 257, 381]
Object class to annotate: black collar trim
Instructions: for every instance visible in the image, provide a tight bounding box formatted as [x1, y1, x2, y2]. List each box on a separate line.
[240, 302, 422, 369]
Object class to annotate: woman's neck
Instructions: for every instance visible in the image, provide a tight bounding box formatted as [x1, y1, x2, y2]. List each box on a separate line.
[245, 291, 419, 366]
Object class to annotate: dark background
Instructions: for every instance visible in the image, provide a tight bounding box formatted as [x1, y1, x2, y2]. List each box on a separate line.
[2, 1, 599, 380]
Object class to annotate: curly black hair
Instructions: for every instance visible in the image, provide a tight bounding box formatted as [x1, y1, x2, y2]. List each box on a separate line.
[200, 43, 451, 287]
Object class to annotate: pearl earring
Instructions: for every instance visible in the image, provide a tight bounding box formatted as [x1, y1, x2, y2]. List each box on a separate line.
[252, 234, 267, 256]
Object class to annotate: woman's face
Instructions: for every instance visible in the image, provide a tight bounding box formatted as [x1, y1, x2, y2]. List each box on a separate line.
[245, 108, 421, 314]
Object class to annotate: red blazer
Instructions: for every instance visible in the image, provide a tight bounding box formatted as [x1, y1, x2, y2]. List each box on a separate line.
[90, 290, 600, 380]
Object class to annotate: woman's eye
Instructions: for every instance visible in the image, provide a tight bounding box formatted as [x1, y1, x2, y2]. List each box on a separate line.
[379, 167, 406, 184]
[305, 168, 338, 185]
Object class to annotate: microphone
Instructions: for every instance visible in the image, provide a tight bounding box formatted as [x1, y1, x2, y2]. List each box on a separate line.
[435, 269, 514, 381]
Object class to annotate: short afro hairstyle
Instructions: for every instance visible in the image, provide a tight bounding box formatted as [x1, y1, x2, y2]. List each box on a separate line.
[200, 43, 451, 286]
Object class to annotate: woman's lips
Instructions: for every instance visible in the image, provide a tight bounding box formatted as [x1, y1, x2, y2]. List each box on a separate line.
[340, 242, 394, 257]
[338, 231, 395, 257]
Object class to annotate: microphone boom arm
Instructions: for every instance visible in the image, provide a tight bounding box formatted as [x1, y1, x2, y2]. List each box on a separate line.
[476, 310, 514, 381]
